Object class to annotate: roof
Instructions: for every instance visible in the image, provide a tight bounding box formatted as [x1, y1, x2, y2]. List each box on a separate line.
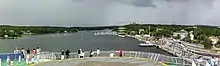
[174, 29, 188, 33]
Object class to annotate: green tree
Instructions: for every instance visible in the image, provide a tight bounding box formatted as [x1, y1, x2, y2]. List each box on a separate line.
[197, 34, 206, 41]
[174, 34, 181, 39]
[202, 38, 213, 49]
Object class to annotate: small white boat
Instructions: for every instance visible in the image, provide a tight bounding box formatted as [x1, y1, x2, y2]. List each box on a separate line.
[118, 35, 125, 37]
[139, 43, 155, 47]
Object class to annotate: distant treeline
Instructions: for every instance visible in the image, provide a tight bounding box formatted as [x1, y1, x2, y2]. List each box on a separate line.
[73, 26, 119, 31]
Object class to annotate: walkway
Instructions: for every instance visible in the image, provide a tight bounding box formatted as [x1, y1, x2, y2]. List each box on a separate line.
[33, 57, 163, 66]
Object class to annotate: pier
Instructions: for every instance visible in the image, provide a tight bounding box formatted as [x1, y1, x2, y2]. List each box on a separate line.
[94, 31, 117, 36]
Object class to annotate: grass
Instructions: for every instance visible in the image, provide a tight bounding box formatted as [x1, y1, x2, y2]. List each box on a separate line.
[1, 60, 26, 66]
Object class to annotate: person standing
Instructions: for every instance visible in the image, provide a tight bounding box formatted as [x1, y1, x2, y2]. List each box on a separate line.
[36, 47, 41, 55]
[27, 48, 30, 54]
[6, 56, 10, 66]
[110, 52, 114, 57]
[61, 50, 65, 60]
[215, 57, 218, 66]
[36, 47, 41, 63]
[89, 49, 94, 57]
[96, 48, 100, 57]
[21, 48, 26, 59]
[32, 49, 36, 55]
[77, 49, 82, 58]
[209, 57, 216, 66]
[80, 52, 85, 58]
[65, 50, 70, 59]
[118, 49, 123, 57]
[14, 49, 17, 53]
[31, 49, 36, 63]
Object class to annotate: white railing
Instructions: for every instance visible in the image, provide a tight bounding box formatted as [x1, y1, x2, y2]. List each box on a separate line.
[36, 51, 193, 66]
[2, 51, 217, 66]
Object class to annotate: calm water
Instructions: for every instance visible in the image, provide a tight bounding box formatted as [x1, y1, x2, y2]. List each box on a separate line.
[0, 30, 172, 56]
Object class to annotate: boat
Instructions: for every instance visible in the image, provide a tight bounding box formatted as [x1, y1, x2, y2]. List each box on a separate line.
[139, 42, 155, 47]
[118, 35, 125, 37]
[94, 32, 99, 35]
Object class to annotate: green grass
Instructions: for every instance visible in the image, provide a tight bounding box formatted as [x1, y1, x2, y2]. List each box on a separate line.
[1, 60, 26, 66]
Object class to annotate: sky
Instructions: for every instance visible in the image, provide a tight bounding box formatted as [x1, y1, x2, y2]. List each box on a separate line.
[0, 0, 220, 27]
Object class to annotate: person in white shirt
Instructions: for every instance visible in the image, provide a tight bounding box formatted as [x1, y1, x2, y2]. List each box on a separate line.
[10, 59, 14, 66]
[215, 57, 218, 65]
[14, 49, 19, 54]
[14, 49, 17, 53]
[80, 52, 84, 59]
[6, 56, 10, 66]
[36, 47, 41, 54]
[26, 54, 31, 64]
[110, 52, 114, 57]
[36, 47, 41, 62]
[96, 48, 100, 57]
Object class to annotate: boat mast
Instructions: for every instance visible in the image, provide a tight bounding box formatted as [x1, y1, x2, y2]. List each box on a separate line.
[149, 26, 151, 36]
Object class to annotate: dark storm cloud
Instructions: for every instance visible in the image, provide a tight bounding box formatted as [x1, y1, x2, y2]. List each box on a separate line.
[132, 0, 156, 8]
[0, 0, 220, 27]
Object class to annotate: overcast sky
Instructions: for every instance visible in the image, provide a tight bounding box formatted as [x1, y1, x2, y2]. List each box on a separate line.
[0, 0, 220, 27]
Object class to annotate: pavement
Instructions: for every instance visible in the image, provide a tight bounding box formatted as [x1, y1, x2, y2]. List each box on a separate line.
[33, 57, 164, 66]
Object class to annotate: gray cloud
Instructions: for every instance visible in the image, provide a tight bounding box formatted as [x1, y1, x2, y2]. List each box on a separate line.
[0, 0, 220, 27]
[132, 0, 156, 8]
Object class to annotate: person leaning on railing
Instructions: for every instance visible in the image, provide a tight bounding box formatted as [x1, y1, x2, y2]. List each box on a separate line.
[110, 52, 114, 57]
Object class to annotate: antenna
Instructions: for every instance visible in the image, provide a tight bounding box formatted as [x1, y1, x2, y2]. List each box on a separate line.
[149, 26, 151, 36]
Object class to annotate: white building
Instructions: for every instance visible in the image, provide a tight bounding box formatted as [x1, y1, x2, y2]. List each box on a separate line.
[139, 29, 145, 34]
[209, 36, 218, 45]
[189, 31, 194, 40]
[173, 29, 188, 39]
[118, 27, 126, 35]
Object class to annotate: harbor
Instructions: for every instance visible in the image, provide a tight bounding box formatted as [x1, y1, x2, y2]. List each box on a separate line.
[0, 30, 191, 66]
[124, 34, 220, 65]
[0, 30, 219, 66]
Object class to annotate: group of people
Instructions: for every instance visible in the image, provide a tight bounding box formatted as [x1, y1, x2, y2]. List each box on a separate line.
[194, 56, 219, 66]
[61, 49, 70, 60]
[77, 48, 101, 58]
[11, 47, 41, 64]
[206, 57, 219, 66]
[60, 48, 124, 60]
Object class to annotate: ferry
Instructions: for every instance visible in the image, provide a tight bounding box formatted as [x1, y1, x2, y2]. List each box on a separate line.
[139, 42, 155, 47]
[118, 35, 126, 37]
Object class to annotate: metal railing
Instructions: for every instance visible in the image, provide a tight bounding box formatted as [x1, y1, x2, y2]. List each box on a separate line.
[36, 51, 193, 66]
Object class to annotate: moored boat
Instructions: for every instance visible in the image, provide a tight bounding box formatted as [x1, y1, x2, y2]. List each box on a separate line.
[139, 42, 155, 47]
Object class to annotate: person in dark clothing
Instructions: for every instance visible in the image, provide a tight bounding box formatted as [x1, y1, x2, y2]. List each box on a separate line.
[78, 49, 81, 54]
[61, 50, 65, 55]
[65, 50, 70, 59]
[89, 49, 94, 57]
[77, 49, 82, 58]
[61, 50, 65, 60]
[20, 48, 25, 59]
[27, 48, 30, 54]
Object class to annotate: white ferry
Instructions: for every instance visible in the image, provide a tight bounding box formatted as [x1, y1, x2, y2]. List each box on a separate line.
[139, 42, 155, 47]
[118, 35, 126, 37]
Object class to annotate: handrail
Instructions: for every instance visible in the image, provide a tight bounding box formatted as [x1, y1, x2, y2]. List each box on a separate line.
[36, 51, 194, 65]
[1, 51, 213, 65]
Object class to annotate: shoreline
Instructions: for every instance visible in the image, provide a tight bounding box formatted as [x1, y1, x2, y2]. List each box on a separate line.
[0, 32, 78, 40]
[123, 35, 178, 57]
